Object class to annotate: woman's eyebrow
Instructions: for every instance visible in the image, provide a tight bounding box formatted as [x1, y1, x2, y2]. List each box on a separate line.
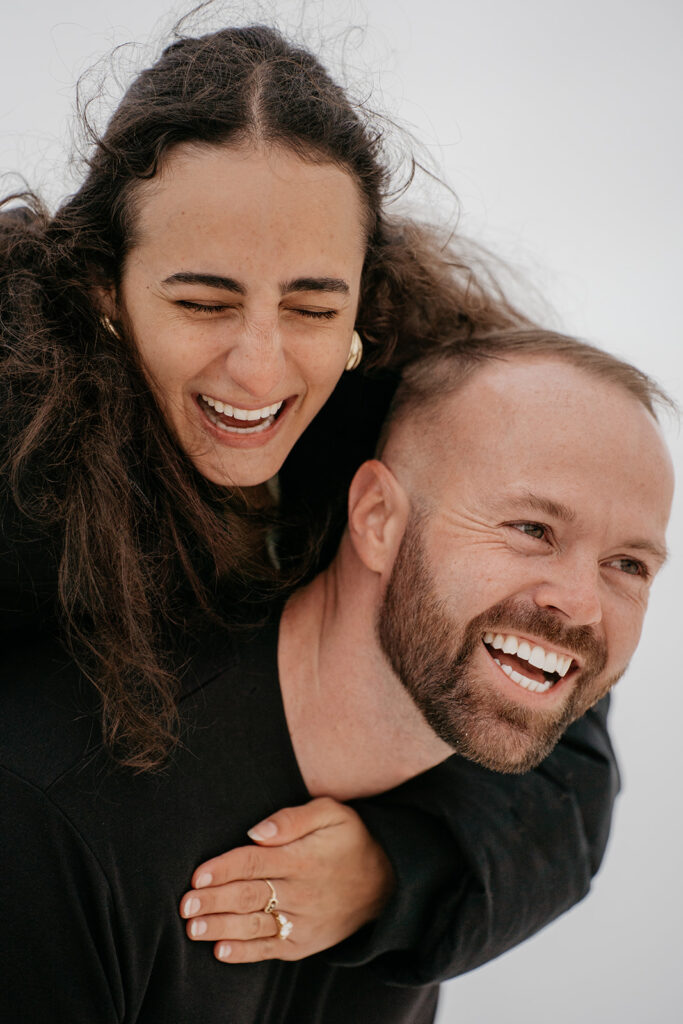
[160, 273, 349, 295]
[162, 272, 245, 293]
[280, 277, 349, 295]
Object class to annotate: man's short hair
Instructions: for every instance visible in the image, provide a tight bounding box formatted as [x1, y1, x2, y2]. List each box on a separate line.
[378, 328, 675, 454]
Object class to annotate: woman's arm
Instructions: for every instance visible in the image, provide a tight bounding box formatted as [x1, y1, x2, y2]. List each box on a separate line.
[180, 696, 618, 979]
[336, 696, 618, 982]
[180, 798, 397, 962]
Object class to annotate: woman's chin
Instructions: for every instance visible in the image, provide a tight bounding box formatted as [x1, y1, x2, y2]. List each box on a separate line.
[183, 432, 292, 488]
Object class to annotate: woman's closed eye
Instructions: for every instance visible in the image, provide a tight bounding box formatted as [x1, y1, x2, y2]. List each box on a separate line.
[176, 300, 234, 314]
[291, 307, 338, 320]
[176, 301, 338, 320]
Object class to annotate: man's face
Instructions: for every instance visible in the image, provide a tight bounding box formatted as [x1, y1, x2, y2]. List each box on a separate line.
[378, 357, 673, 773]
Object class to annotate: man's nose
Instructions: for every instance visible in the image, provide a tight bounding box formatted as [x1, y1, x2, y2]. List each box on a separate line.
[532, 555, 603, 626]
[223, 321, 287, 401]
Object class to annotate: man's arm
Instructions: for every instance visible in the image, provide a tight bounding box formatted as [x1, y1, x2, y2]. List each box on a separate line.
[0, 768, 123, 1022]
[332, 697, 618, 983]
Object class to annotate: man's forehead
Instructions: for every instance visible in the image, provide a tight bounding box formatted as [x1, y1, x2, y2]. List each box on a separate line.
[388, 355, 673, 534]
[386, 356, 595, 463]
[385, 352, 671, 476]
[441, 356, 611, 414]
[428, 356, 658, 452]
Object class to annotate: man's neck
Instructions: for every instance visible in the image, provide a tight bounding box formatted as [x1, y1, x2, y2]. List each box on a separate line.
[277, 552, 452, 801]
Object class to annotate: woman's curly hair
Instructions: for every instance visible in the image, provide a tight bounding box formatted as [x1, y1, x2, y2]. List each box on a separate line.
[0, 24, 525, 770]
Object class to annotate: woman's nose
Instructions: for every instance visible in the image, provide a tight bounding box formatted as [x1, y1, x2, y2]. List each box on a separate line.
[222, 322, 287, 401]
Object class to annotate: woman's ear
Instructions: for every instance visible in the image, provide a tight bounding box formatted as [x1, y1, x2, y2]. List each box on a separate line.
[92, 283, 117, 319]
[87, 261, 118, 318]
[347, 460, 410, 575]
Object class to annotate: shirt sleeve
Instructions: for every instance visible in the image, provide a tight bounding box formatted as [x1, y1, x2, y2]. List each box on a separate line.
[328, 696, 619, 984]
[0, 767, 124, 1022]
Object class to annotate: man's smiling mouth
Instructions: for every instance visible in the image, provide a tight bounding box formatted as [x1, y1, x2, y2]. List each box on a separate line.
[482, 631, 576, 694]
[198, 394, 286, 434]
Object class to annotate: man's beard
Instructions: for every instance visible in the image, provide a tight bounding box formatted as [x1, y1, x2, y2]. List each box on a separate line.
[377, 513, 615, 774]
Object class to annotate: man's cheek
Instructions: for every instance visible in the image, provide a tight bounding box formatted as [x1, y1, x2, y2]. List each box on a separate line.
[610, 605, 648, 673]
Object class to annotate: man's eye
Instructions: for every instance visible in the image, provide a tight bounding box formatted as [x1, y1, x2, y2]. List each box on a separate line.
[606, 557, 649, 579]
[510, 522, 548, 541]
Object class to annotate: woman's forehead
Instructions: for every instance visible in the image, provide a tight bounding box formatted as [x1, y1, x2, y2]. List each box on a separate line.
[127, 140, 369, 250]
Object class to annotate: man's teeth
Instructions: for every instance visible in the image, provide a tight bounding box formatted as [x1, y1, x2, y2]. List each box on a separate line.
[201, 396, 283, 421]
[483, 631, 573, 678]
[493, 658, 554, 694]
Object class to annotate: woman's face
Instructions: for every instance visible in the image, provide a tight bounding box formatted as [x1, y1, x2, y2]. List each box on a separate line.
[114, 142, 367, 487]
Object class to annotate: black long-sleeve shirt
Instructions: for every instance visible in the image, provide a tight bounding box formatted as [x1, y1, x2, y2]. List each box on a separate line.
[0, 531, 618, 1021]
[0, 363, 619, 1020]
[0, 207, 620, 1020]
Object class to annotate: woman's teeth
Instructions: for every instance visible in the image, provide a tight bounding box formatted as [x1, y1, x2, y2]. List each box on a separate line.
[199, 395, 284, 434]
[201, 396, 283, 420]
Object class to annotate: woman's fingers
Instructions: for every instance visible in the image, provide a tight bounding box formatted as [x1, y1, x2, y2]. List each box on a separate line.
[180, 878, 305, 959]
[180, 879, 283, 920]
[191, 841, 285, 890]
[247, 796, 349, 845]
[190, 798, 350, 889]
[181, 798, 395, 962]
[214, 937, 303, 964]
[185, 911, 279, 942]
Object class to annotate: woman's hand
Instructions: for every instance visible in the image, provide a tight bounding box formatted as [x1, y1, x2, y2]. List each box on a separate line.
[179, 797, 395, 963]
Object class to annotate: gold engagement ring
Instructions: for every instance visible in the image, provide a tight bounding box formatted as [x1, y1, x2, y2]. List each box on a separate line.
[263, 879, 278, 914]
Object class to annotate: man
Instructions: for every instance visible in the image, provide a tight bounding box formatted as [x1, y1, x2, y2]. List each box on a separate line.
[177, 328, 672, 1007]
[1, 330, 670, 1023]
[276, 332, 673, 798]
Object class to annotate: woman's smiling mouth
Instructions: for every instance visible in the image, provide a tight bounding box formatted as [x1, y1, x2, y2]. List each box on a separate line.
[197, 394, 288, 436]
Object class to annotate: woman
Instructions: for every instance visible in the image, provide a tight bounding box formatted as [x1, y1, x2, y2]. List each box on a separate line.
[0, 21, 618, 1020]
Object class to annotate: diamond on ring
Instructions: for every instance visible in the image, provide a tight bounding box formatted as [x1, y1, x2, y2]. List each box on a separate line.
[273, 912, 293, 940]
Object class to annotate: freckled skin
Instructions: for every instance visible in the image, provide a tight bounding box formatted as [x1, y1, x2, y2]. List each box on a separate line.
[114, 143, 367, 487]
[379, 357, 674, 770]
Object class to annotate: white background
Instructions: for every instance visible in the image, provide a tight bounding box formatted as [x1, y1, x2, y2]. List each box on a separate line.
[2, 2, 681, 1022]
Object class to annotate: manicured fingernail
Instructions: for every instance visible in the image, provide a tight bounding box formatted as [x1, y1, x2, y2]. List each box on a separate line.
[184, 897, 201, 916]
[247, 819, 277, 841]
[195, 872, 213, 888]
[190, 919, 207, 937]
[217, 943, 232, 959]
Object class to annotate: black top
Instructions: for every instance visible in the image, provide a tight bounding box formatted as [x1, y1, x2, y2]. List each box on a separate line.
[0, 355, 620, 1020]
[0, 599, 443, 1023]
[0, 507, 620, 1021]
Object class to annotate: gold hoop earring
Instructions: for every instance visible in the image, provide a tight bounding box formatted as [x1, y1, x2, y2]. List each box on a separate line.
[345, 331, 363, 372]
[101, 315, 122, 341]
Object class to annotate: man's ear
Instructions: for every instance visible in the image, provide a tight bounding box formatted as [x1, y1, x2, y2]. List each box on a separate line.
[347, 460, 410, 575]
